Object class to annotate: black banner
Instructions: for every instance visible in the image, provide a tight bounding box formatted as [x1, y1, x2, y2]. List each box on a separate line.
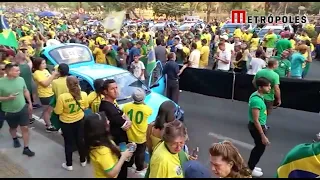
[179, 67, 320, 113]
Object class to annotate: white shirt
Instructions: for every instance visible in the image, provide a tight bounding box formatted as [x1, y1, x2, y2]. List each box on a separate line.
[189, 49, 201, 68]
[247, 57, 266, 75]
[217, 50, 231, 71]
[130, 61, 145, 80]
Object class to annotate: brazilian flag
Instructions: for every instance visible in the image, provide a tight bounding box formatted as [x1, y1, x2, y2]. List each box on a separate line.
[276, 142, 320, 178]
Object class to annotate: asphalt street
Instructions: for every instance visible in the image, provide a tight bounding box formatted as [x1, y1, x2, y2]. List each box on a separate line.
[18, 60, 320, 178]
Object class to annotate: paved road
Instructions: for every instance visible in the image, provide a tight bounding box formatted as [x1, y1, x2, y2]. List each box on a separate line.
[27, 90, 320, 178]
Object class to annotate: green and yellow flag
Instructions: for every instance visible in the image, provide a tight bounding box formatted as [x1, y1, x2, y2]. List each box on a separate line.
[276, 142, 320, 178]
[0, 29, 18, 49]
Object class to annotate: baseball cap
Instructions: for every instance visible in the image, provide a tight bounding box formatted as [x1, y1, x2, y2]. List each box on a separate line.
[132, 88, 146, 104]
[183, 160, 212, 178]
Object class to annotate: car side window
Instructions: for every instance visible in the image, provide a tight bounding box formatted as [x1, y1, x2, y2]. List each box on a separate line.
[78, 78, 93, 95]
[149, 62, 163, 85]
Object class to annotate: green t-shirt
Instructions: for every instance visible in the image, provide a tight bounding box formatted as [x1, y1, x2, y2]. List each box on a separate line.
[265, 33, 278, 48]
[0, 77, 27, 113]
[254, 68, 280, 101]
[275, 39, 292, 57]
[272, 56, 291, 77]
[248, 91, 267, 125]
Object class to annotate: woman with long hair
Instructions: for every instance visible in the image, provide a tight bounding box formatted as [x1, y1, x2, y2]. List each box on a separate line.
[146, 100, 176, 155]
[32, 57, 59, 132]
[84, 113, 134, 178]
[209, 141, 252, 178]
[54, 76, 89, 171]
[87, 79, 104, 113]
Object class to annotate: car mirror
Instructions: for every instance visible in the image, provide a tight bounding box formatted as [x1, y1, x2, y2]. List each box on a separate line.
[150, 82, 160, 88]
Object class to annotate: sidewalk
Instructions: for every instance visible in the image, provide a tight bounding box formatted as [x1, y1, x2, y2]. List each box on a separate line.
[0, 123, 142, 178]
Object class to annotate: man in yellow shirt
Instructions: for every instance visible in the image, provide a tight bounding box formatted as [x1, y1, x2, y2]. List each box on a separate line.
[200, 39, 210, 68]
[122, 88, 152, 174]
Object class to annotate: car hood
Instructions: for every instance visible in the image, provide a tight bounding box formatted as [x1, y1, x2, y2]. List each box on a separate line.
[118, 91, 173, 124]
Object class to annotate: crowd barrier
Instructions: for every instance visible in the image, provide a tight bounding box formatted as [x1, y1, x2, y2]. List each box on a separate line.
[179, 67, 320, 113]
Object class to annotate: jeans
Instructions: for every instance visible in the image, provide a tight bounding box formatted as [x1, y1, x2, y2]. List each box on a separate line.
[247, 122, 267, 170]
[167, 79, 180, 104]
[128, 142, 146, 171]
[60, 120, 86, 166]
[0, 108, 4, 129]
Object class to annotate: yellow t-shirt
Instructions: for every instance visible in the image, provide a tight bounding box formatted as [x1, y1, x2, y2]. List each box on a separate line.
[96, 37, 106, 45]
[89, 39, 95, 51]
[250, 38, 260, 51]
[144, 32, 150, 41]
[122, 103, 152, 144]
[182, 46, 190, 57]
[90, 146, 119, 178]
[54, 92, 89, 123]
[19, 36, 33, 45]
[243, 33, 253, 42]
[149, 142, 184, 178]
[204, 33, 212, 46]
[200, 45, 210, 68]
[298, 35, 311, 41]
[52, 77, 68, 98]
[196, 40, 202, 51]
[3, 59, 11, 64]
[234, 29, 242, 38]
[33, 69, 54, 98]
[93, 47, 106, 64]
[88, 91, 104, 113]
[290, 39, 296, 49]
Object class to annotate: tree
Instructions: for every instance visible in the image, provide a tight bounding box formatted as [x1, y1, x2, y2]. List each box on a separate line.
[151, 2, 188, 18]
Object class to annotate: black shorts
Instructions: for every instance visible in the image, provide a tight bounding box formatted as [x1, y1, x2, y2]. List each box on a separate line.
[39, 96, 53, 105]
[5, 105, 29, 128]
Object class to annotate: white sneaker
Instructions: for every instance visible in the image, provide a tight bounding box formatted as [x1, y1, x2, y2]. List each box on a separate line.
[62, 163, 73, 171]
[254, 167, 262, 172]
[136, 168, 147, 176]
[252, 169, 263, 177]
[80, 161, 87, 167]
[16, 132, 23, 138]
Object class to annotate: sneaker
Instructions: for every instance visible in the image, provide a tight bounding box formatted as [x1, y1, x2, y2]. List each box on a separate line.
[62, 163, 73, 171]
[29, 118, 36, 124]
[46, 125, 58, 133]
[32, 104, 41, 109]
[254, 167, 262, 172]
[22, 148, 35, 157]
[136, 168, 147, 176]
[80, 160, 87, 167]
[16, 132, 23, 138]
[252, 169, 263, 177]
[13, 139, 21, 148]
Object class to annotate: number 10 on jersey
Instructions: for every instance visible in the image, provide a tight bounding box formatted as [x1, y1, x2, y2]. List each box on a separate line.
[127, 109, 144, 124]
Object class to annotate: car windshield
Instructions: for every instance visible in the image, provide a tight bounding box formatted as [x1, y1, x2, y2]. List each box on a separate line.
[179, 24, 192, 31]
[104, 72, 149, 102]
[222, 24, 248, 33]
[48, 45, 92, 65]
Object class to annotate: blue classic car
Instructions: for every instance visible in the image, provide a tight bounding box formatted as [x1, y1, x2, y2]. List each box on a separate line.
[40, 43, 184, 123]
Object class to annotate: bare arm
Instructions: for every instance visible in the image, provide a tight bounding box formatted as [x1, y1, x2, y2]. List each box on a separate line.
[24, 88, 32, 105]
[252, 108, 265, 136]
[274, 84, 281, 103]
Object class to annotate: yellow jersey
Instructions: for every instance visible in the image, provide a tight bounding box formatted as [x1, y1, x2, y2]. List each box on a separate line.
[87, 91, 104, 113]
[54, 92, 89, 123]
[93, 47, 106, 64]
[149, 142, 184, 178]
[122, 103, 152, 144]
[200, 45, 210, 68]
[52, 77, 68, 98]
[182, 46, 190, 57]
[33, 69, 54, 98]
[90, 146, 119, 178]
[196, 40, 202, 51]
[250, 38, 260, 51]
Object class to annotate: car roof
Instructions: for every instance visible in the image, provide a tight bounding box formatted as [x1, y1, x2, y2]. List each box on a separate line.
[70, 64, 128, 80]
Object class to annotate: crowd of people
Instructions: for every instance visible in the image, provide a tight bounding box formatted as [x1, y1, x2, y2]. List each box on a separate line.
[0, 6, 320, 178]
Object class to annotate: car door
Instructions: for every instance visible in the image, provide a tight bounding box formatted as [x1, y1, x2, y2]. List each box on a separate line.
[148, 61, 166, 95]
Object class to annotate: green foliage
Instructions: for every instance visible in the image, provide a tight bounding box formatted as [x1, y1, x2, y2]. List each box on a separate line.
[152, 2, 188, 17]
